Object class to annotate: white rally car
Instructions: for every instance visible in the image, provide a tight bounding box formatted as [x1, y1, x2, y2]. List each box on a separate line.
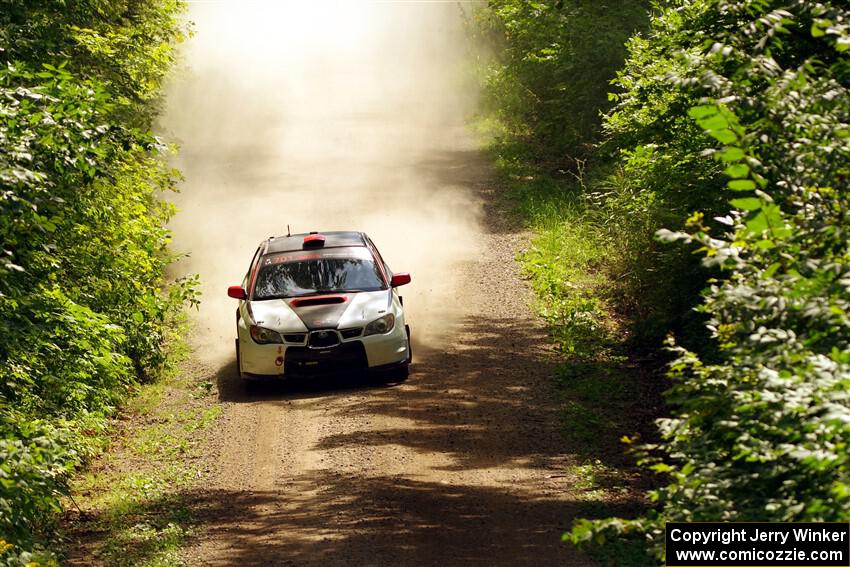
[227, 231, 412, 380]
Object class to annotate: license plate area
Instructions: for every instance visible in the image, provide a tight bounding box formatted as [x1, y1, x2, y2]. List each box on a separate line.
[284, 342, 368, 376]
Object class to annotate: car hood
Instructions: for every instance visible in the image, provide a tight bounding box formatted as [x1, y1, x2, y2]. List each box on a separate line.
[248, 290, 392, 331]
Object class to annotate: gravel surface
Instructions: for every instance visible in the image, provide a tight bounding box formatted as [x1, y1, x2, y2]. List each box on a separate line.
[178, 150, 592, 567]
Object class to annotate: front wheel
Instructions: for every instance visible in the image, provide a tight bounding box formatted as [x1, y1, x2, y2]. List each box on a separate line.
[378, 362, 408, 383]
[389, 327, 412, 381]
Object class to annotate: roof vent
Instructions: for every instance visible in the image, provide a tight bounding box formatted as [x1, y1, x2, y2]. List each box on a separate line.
[303, 233, 326, 249]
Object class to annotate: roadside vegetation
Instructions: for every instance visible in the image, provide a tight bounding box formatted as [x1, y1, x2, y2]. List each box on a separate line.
[62, 334, 221, 567]
[473, 0, 850, 564]
[0, 2, 195, 564]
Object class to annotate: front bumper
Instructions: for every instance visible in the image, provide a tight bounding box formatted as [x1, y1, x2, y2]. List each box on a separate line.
[284, 342, 368, 377]
[237, 320, 409, 378]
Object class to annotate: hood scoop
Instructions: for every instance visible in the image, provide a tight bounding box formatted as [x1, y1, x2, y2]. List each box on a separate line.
[289, 295, 348, 308]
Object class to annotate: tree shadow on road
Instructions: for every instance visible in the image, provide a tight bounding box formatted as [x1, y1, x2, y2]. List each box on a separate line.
[214, 316, 564, 469]
[179, 472, 635, 567]
[68, 468, 644, 566]
[212, 313, 656, 490]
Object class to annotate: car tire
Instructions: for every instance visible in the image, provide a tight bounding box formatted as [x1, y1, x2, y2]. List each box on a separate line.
[386, 327, 412, 382]
[235, 338, 241, 376]
[395, 363, 410, 381]
[373, 362, 408, 384]
[371, 328, 411, 383]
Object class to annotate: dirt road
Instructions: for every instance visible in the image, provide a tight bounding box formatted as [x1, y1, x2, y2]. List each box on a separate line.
[180, 168, 589, 566]
[159, 4, 591, 565]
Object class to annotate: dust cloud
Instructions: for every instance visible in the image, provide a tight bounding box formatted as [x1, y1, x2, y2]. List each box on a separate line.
[160, 1, 484, 361]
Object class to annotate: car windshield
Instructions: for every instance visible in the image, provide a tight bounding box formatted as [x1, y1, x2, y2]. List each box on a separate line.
[252, 248, 385, 300]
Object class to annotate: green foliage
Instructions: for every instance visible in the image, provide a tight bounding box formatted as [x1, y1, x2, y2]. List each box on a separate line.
[1, 288, 131, 416]
[477, 0, 850, 564]
[474, 0, 651, 161]
[0, 0, 194, 562]
[1, 0, 188, 127]
[475, 0, 711, 350]
[524, 219, 613, 356]
[488, 142, 617, 356]
[579, 150, 716, 347]
[0, 413, 75, 567]
[566, 0, 850, 563]
[65, 355, 221, 567]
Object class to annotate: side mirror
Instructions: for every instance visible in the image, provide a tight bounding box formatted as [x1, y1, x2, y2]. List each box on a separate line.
[227, 286, 246, 299]
[390, 273, 411, 287]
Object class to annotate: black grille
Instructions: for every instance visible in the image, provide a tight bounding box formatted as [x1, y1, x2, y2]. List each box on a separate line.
[283, 333, 306, 343]
[309, 330, 340, 348]
[284, 342, 368, 376]
[340, 328, 362, 339]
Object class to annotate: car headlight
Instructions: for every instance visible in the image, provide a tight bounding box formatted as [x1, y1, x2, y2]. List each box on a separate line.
[363, 313, 395, 336]
[250, 325, 283, 344]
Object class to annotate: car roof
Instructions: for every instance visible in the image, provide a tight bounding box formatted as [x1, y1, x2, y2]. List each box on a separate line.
[264, 231, 367, 254]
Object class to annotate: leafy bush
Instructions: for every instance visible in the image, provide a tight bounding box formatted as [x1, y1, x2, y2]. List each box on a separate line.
[474, 0, 712, 350]
[568, 1, 850, 563]
[0, 414, 78, 567]
[0, 0, 194, 561]
[476, 1, 850, 564]
[473, 0, 651, 162]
